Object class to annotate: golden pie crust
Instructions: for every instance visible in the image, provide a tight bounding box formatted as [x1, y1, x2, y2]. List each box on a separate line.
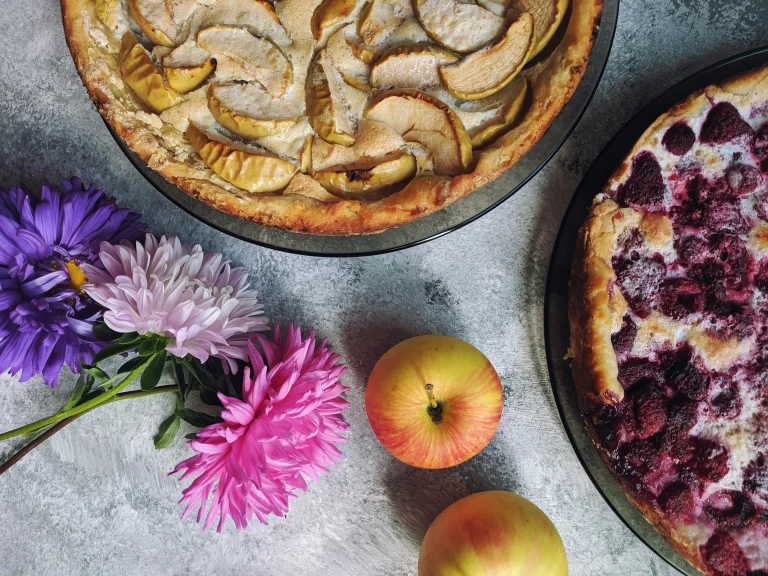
[62, 0, 603, 235]
[569, 64, 768, 575]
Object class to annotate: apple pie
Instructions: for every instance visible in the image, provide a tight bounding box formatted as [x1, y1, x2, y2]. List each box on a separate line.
[570, 64, 768, 575]
[62, 0, 602, 234]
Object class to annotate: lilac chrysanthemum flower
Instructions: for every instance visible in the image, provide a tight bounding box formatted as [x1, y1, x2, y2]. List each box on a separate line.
[83, 234, 268, 371]
[0, 178, 145, 386]
[172, 325, 350, 531]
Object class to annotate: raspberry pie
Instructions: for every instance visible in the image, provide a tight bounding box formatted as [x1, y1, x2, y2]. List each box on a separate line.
[570, 65, 768, 575]
[61, 0, 601, 234]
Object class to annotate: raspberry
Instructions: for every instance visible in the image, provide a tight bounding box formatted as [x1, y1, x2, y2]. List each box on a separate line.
[618, 357, 662, 390]
[701, 530, 749, 576]
[630, 383, 668, 439]
[703, 201, 748, 234]
[615, 152, 666, 211]
[710, 378, 742, 419]
[700, 102, 754, 145]
[756, 260, 768, 294]
[613, 254, 666, 318]
[658, 278, 705, 319]
[661, 399, 699, 463]
[658, 481, 695, 522]
[704, 490, 756, 528]
[616, 438, 661, 480]
[684, 437, 730, 483]
[662, 122, 696, 155]
[726, 164, 762, 194]
[611, 315, 638, 356]
[676, 234, 708, 264]
[665, 346, 710, 400]
[744, 454, 768, 500]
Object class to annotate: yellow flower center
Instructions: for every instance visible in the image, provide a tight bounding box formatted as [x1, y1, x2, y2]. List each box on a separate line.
[65, 260, 89, 292]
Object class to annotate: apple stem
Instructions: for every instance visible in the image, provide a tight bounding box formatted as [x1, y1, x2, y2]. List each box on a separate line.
[424, 384, 443, 424]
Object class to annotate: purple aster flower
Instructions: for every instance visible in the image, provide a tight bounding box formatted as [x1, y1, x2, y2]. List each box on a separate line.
[0, 178, 145, 387]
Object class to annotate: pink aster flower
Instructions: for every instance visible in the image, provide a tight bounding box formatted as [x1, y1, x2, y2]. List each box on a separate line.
[172, 325, 350, 531]
[82, 234, 268, 371]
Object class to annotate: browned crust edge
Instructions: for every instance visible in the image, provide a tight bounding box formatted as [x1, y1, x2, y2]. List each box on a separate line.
[61, 0, 603, 236]
[568, 63, 768, 576]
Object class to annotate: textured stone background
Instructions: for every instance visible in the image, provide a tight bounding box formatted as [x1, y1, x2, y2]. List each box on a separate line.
[1, 1, 767, 574]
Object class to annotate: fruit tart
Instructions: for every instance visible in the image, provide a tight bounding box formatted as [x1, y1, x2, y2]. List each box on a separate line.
[570, 64, 768, 575]
[62, 0, 602, 234]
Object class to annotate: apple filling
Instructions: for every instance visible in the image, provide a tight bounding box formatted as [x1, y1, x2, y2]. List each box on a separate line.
[103, 0, 567, 197]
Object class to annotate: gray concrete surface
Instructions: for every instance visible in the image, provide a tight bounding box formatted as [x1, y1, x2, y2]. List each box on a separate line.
[1, 1, 767, 574]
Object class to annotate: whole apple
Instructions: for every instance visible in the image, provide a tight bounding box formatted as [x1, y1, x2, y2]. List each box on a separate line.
[418, 491, 568, 576]
[366, 335, 503, 469]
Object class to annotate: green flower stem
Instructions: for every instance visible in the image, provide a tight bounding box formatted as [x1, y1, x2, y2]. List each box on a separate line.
[0, 385, 179, 476]
[0, 359, 152, 442]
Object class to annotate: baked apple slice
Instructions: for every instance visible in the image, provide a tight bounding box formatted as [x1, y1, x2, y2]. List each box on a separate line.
[326, 25, 371, 90]
[440, 12, 534, 100]
[127, 0, 181, 47]
[119, 32, 183, 113]
[311, 0, 357, 40]
[507, 0, 569, 58]
[196, 26, 291, 97]
[413, 0, 505, 54]
[453, 75, 528, 147]
[186, 122, 297, 192]
[371, 43, 457, 90]
[314, 152, 417, 197]
[357, 0, 413, 46]
[346, 38, 378, 64]
[95, 0, 121, 29]
[365, 89, 472, 175]
[306, 50, 357, 146]
[208, 82, 300, 139]
[162, 43, 216, 93]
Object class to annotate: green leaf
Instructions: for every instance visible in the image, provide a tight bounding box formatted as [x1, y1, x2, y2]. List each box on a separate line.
[140, 350, 167, 390]
[184, 432, 198, 440]
[81, 364, 109, 384]
[118, 355, 146, 374]
[176, 408, 221, 428]
[173, 361, 189, 400]
[138, 338, 156, 357]
[91, 340, 140, 365]
[93, 322, 122, 343]
[153, 412, 180, 449]
[118, 332, 141, 345]
[61, 375, 90, 412]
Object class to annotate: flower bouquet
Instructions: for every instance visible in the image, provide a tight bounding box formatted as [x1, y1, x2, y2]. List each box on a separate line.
[0, 178, 350, 531]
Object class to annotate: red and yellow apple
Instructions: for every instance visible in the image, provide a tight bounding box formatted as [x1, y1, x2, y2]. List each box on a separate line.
[418, 491, 568, 576]
[365, 335, 503, 469]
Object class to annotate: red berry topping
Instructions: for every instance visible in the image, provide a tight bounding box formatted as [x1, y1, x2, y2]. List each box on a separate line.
[726, 164, 762, 195]
[703, 201, 748, 234]
[613, 254, 666, 318]
[617, 438, 661, 480]
[658, 278, 705, 319]
[615, 151, 666, 211]
[663, 122, 696, 155]
[701, 530, 749, 576]
[705, 490, 756, 528]
[756, 260, 768, 294]
[744, 454, 768, 500]
[684, 437, 730, 483]
[664, 346, 710, 401]
[676, 234, 709, 264]
[618, 357, 662, 390]
[710, 377, 742, 419]
[700, 102, 754, 145]
[611, 315, 638, 356]
[658, 481, 695, 522]
[635, 393, 667, 439]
